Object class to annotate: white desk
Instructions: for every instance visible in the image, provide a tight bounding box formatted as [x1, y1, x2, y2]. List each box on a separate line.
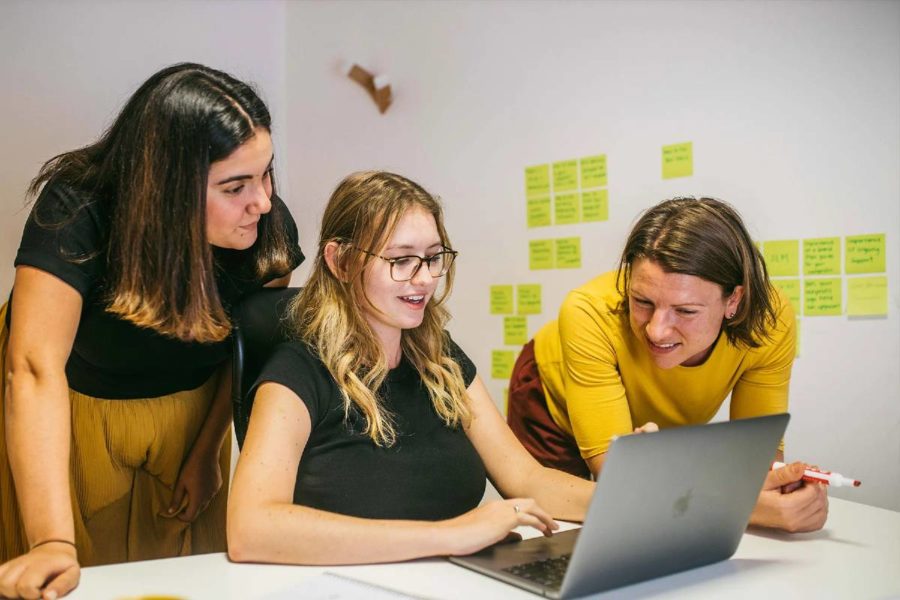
[71, 498, 900, 599]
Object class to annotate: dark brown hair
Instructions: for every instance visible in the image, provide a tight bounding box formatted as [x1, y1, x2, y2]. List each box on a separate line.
[28, 63, 299, 342]
[616, 197, 777, 348]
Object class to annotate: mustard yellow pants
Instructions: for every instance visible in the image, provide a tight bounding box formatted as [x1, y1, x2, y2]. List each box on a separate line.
[0, 302, 229, 565]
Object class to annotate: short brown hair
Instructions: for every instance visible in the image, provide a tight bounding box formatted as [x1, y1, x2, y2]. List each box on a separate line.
[616, 197, 777, 348]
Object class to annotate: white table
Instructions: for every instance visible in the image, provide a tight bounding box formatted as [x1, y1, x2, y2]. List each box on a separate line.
[71, 497, 900, 599]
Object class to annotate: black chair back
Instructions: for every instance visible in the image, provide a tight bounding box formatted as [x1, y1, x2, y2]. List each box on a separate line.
[232, 287, 301, 448]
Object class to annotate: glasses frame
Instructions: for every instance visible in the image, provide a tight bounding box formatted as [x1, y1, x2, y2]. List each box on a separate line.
[352, 246, 459, 282]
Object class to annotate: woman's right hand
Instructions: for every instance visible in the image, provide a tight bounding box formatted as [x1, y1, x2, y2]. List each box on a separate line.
[0, 543, 80, 600]
[440, 498, 559, 556]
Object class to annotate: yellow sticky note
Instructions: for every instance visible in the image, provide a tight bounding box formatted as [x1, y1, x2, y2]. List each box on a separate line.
[580, 154, 607, 188]
[529, 239, 554, 270]
[491, 350, 516, 379]
[845, 234, 886, 274]
[772, 279, 801, 315]
[554, 193, 580, 225]
[847, 276, 888, 316]
[489, 285, 514, 315]
[517, 284, 542, 315]
[763, 240, 800, 277]
[582, 189, 608, 222]
[555, 237, 581, 269]
[527, 196, 551, 228]
[525, 164, 550, 198]
[503, 316, 528, 345]
[795, 318, 801, 358]
[662, 142, 693, 179]
[552, 160, 578, 192]
[804, 278, 842, 316]
[803, 237, 840, 276]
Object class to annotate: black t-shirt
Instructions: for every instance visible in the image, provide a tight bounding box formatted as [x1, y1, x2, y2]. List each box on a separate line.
[12, 181, 304, 399]
[253, 336, 487, 521]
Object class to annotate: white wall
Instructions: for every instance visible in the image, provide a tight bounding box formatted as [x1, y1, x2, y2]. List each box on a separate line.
[1, 1, 897, 512]
[283, 0, 900, 511]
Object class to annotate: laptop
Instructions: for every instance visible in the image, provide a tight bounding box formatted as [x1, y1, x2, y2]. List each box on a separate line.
[449, 413, 789, 598]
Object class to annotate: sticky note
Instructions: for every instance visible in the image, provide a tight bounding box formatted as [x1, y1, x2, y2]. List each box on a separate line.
[529, 239, 554, 270]
[552, 160, 578, 192]
[491, 350, 516, 379]
[489, 285, 514, 315]
[662, 142, 693, 179]
[517, 284, 542, 315]
[772, 279, 801, 315]
[525, 164, 550, 198]
[803, 237, 840, 276]
[580, 154, 607, 188]
[582, 189, 608, 222]
[527, 196, 551, 228]
[804, 278, 842, 316]
[763, 240, 800, 277]
[845, 234, 886, 274]
[847, 276, 888, 316]
[555, 237, 581, 269]
[554, 193, 580, 225]
[504, 316, 528, 345]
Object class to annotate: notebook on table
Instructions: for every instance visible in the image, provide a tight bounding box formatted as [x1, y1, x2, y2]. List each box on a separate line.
[448, 413, 789, 598]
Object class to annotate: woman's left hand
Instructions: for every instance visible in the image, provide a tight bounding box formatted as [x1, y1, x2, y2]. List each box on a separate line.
[166, 447, 223, 522]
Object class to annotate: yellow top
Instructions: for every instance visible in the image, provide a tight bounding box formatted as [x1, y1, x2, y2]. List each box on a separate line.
[534, 271, 795, 459]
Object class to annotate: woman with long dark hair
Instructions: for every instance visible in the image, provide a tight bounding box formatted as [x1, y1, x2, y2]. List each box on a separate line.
[0, 63, 304, 599]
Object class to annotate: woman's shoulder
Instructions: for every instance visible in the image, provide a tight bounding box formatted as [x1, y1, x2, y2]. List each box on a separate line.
[560, 271, 625, 326]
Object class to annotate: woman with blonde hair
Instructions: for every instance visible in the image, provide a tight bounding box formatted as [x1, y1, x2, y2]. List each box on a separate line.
[0, 63, 304, 599]
[227, 171, 593, 564]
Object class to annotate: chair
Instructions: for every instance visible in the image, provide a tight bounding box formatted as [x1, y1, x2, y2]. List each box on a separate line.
[231, 287, 301, 448]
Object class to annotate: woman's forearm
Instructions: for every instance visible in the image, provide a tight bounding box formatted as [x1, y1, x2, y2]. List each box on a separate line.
[517, 464, 594, 523]
[227, 501, 448, 565]
[5, 366, 75, 546]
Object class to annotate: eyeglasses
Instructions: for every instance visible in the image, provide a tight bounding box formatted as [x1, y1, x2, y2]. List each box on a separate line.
[353, 246, 458, 282]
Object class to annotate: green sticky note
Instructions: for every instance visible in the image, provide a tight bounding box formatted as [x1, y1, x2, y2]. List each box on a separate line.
[772, 279, 801, 315]
[489, 285, 514, 315]
[662, 142, 693, 179]
[582, 189, 608, 222]
[803, 237, 840, 276]
[847, 276, 888, 316]
[491, 350, 516, 379]
[527, 196, 551, 228]
[804, 278, 842, 316]
[554, 193, 580, 225]
[763, 240, 800, 277]
[517, 284, 542, 315]
[846, 234, 886, 274]
[555, 237, 581, 269]
[552, 159, 578, 192]
[525, 164, 550, 198]
[529, 239, 554, 270]
[580, 154, 607, 188]
[503, 316, 528, 345]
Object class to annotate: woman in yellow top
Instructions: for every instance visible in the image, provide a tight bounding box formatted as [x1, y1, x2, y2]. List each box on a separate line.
[508, 197, 828, 533]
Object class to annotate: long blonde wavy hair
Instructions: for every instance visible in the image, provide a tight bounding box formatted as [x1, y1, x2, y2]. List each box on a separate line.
[290, 171, 471, 446]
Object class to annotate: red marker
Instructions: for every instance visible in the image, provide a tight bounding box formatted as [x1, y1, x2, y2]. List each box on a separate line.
[772, 461, 861, 488]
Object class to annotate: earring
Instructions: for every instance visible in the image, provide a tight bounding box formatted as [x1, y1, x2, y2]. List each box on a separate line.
[726, 312, 735, 320]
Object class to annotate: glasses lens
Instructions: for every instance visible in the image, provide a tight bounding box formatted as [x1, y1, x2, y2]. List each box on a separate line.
[390, 257, 419, 281]
[427, 251, 454, 277]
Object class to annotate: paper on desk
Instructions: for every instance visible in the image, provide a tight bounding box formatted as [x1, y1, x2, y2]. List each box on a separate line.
[263, 572, 427, 599]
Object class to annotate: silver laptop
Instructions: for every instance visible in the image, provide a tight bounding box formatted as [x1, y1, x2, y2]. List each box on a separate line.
[449, 414, 789, 598]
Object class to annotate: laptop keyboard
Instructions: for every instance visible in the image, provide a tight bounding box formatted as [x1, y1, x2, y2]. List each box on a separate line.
[502, 554, 571, 589]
